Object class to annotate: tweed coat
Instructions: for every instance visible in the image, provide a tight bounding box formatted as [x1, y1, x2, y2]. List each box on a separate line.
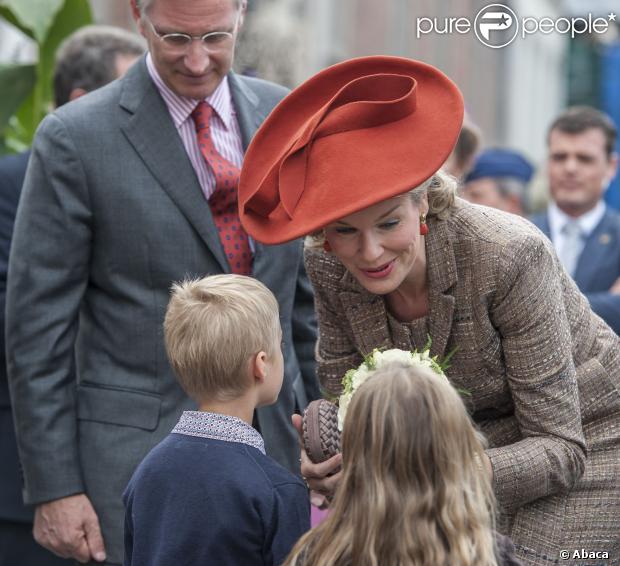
[305, 199, 620, 566]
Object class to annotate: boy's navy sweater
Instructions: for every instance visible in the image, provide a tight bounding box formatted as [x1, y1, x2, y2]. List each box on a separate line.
[123, 412, 310, 566]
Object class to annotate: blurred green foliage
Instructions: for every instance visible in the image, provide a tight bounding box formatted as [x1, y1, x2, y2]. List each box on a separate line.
[0, 0, 92, 154]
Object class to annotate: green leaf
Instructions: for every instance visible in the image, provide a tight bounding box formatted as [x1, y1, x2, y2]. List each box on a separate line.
[0, 63, 36, 135]
[341, 369, 356, 394]
[440, 345, 459, 371]
[37, 0, 93, 105]
[0, 0, 64, 43]
[4, 129, 30, 153]
[10, 92, 38, 149]
[319, 388, 339, 404]
[363, 348, 378, 369]
[0, 6, 34, 38]
[6, 0, 94, 147]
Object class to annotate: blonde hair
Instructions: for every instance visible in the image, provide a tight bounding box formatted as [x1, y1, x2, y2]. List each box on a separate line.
[411, 168, 458, 220]
[164, 274, 280, 402]
[285, 363, 498, 566]
[306, 169, 457, 249]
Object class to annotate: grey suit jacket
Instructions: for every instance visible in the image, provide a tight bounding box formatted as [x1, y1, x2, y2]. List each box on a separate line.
[6, 58, 317, 564]
[530, 207, 620, 334]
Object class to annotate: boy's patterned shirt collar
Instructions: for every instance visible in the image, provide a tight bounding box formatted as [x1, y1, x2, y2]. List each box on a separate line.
[172, 411, 266, 454]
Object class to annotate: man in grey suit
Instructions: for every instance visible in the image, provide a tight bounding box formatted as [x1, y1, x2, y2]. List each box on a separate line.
[6, 0, 318, 564]
[1, 25, 145, 566]
[530, 106, 620, 334]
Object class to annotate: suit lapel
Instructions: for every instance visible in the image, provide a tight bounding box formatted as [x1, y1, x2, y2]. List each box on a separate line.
[228, 73, 274, 274]
[228, 72, 265, 151]
[574, 211, 617, 288]
[118, 59, 229, 272]
[425, 217, 457, 359]
[536, 214, 552, 239]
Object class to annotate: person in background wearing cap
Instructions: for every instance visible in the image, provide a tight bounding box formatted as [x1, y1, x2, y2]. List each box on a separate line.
[530, 106, 620, 335]
[0, 25, 144, 566]
[5, 0, 319, 563]
[461, 148, 534, 216]
[238, 56, 620, 565]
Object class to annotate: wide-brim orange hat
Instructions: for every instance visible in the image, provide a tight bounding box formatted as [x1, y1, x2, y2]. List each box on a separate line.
[238, 56, 464, 244]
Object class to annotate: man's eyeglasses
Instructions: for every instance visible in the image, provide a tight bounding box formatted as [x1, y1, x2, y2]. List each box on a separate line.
[146, 13, 240, 53]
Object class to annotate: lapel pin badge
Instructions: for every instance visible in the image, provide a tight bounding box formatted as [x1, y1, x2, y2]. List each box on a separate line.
[599, 233, 611, 245]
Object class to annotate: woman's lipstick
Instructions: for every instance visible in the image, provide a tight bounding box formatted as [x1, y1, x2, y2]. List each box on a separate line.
[360, 260, 395, 279]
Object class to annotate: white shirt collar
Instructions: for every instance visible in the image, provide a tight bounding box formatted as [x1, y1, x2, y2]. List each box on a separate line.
[548, 199, 606, 242]
[145, 52, 234, 130]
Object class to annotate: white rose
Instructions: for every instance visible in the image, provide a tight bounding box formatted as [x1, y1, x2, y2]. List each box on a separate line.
[375, 348, 414, 368]
[337, 393, 351, 431]
[350, 364, 371, 390]
[415, 353, 449, 380]
[411, 351, 433, 369]
[338, 347, 450, 433]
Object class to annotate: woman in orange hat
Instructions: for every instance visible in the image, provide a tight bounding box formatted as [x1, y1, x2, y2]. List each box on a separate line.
[238, 56, 620, 565]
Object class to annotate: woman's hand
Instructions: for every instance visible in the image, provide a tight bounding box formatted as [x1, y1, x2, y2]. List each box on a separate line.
[292, 414, 343, 506]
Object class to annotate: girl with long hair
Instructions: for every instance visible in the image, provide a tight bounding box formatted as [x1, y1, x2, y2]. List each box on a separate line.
[284, 363, 520, 566]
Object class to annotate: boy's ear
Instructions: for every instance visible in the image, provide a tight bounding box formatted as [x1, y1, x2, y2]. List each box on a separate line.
[252, 351, 268, 385]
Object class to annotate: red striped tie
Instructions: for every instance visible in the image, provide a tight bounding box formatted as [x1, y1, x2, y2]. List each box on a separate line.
[191, 101, 252, 275]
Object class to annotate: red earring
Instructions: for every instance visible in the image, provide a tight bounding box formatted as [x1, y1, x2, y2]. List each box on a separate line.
[323, 240, 332, 253]
[419, 213, 429, 236]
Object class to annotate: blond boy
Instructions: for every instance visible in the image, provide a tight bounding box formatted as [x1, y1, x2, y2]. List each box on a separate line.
[123, 275, 310, 566]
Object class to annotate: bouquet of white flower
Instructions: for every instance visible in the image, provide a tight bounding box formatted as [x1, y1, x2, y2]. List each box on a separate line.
[302, 343, 454, 464]
[337, 347, 449, 431]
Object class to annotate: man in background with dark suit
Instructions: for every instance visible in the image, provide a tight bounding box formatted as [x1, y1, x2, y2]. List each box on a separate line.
[531, 106, 620, 334]
[0, 151, 35, 563]
[0, 25, 145, 566]
[6, 0, 319, 564]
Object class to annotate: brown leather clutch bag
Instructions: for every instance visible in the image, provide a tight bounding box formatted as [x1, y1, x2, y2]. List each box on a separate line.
[302, 399, 341, 464]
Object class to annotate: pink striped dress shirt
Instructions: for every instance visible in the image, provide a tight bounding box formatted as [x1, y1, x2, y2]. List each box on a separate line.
[146, 53, 245, 202]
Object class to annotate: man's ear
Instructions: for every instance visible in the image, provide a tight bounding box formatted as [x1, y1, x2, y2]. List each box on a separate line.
[130, 0, 141, 25]
[69, 88, 88, 102]
[252, 351, 268, 385]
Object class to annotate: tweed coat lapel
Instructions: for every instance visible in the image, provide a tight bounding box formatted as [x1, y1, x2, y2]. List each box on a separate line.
[119, 59, 229, 272]
[338, 281, 394, 356]
[336, 215, 457, 359]
[424, 217, 457, 359]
